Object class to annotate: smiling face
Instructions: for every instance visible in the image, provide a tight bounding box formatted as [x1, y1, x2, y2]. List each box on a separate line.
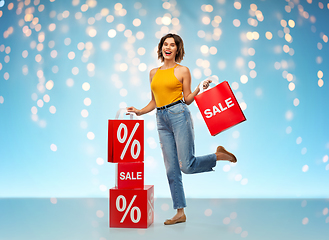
[157, 33, 185, 63]
[162, 37, 177, 61]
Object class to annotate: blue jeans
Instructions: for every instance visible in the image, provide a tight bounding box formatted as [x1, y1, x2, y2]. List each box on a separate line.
[156, 102, 217, 209]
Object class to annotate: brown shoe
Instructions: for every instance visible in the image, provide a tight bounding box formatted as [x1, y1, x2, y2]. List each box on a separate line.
[217, 146, 237, 163]
[164, 214, 186, 225]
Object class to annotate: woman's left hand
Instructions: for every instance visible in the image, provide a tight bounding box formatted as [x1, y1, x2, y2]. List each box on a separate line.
[202, 80, 212, 89]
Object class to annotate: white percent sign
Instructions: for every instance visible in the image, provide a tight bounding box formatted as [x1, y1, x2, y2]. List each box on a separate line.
[116, 195, 141, 223]
[117, 123, 141, 160]
[148, 193, 154, 220]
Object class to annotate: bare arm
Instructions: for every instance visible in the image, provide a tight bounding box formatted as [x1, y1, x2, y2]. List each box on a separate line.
[181, 67, 211, 105]
[127, 68, 157, 116]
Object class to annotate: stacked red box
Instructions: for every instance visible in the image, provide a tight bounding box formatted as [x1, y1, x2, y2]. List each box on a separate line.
[109, 185, 154, 228]
[115, 162, 144, 189]
[108, 117, 154, 228]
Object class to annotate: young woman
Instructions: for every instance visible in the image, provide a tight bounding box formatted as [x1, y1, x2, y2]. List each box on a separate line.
[127, 33, 237, 225]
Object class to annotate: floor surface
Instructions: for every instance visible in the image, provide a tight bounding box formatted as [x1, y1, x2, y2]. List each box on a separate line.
[1, 198, 328, 240]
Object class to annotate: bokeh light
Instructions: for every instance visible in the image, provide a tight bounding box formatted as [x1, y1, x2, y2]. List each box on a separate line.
[82, 82, 90, 91]
[240, 75, 248, 84]
[302, 217, 309, 225]
[50, 144, 57, 151]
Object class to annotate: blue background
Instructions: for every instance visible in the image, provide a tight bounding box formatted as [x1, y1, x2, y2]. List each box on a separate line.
[0, 0, 328, 198]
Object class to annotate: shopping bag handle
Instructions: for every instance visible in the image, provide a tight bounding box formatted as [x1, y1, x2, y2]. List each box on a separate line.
[197, 76, 219, 94]
[115, 108, 135, 119]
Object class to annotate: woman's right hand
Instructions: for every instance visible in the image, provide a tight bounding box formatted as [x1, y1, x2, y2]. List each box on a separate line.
[126, 106, 142, 116]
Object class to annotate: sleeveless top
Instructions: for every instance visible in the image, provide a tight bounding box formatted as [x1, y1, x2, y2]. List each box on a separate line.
[150, 64, 183, 107]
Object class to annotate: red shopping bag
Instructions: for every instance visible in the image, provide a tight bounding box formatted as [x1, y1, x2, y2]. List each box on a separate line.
[108, 109, 144, 163]
[194, 80, 246, 136]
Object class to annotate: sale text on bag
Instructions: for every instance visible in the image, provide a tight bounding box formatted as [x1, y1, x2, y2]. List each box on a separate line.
[204, 97, 234, 118]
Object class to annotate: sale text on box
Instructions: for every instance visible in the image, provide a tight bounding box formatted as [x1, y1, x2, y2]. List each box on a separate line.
[108, 119, 144, 163]
[116, 162, 144, 189]
[110, 185, 154, 228]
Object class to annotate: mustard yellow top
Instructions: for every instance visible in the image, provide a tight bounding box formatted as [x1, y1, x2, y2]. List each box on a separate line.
[150, 64, 183, 107]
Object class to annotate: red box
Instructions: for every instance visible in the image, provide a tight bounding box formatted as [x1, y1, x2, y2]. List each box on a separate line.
[194, 81, 246, 136]
[116, 162, 144, 189]
[108, 119, 144, 163]
[109, 185, 154, 228]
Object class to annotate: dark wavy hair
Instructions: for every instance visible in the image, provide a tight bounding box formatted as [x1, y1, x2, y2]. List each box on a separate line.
[157, 33, 185, 63]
